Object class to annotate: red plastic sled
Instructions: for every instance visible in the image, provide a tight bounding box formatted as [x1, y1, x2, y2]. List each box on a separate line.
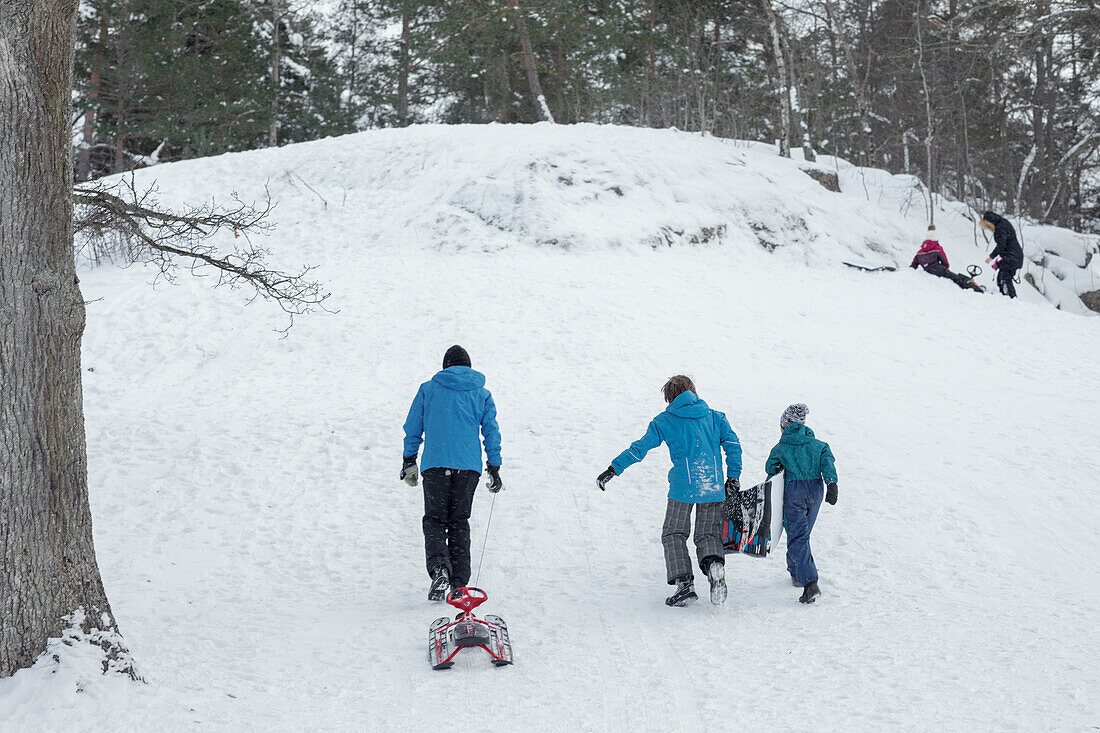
[429, 587, 513, 670]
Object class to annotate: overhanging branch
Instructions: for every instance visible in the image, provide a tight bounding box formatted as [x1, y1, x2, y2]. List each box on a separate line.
[74, 176, 331, 319]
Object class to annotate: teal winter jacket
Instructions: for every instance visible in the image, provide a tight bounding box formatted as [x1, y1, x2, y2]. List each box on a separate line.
[611, 391, 742, 503]
[765, 423, 837, 487]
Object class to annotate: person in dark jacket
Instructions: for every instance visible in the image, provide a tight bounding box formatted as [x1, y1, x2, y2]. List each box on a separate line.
[910, 225, 983, 292]
[765, 403, 837, 604]
[402, 345, 503, 601]
[980, 211, 1024, 298]
[596, 376, 742, 607]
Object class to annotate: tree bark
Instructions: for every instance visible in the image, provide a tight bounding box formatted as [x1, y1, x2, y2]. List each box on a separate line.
[645, 0, 655, 125]
[397, 9, 410, 127]
[499, 53, 511, 123]
[915, 0, 936, 225]
[787, 31, 816, 162]
[762, 0, 791, 157]
[269, 0, 282, 147]
[0, 0, 126, 678]
[77, 16, 108, 182]
[511, 0, 555, 123]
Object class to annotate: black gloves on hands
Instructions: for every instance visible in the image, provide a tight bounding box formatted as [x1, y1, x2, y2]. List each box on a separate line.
[485, 464, 503, 493]
[826, 481, 838, 505]
[596, 466, 616, 491]
[400, 455, 418, 487]
[722, 477, 742, 521]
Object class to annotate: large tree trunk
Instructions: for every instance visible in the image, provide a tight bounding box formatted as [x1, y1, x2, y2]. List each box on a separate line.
[0, 0, 126, 678]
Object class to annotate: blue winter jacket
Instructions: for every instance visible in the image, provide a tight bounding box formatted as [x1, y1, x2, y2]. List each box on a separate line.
[403, 367, 502, 473]
[611, 391, 741, 503]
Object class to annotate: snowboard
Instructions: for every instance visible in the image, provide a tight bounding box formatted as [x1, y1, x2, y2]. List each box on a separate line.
[844, 262, 897, 272]
[722, 471, 784, 558]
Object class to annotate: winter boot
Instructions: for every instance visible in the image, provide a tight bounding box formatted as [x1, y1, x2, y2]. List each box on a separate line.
[799, 581, 821, 604]
[428, 566, 451, 602]
[665, 577, 698, 607]
[791, 575, 803, 588]
[706, 561, 727, 605]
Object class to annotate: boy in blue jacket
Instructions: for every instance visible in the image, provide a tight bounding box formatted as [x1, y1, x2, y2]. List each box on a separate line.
[402, 345, 502, 601]
[765, 403, 838, 604]
[597, 376, 742, 607]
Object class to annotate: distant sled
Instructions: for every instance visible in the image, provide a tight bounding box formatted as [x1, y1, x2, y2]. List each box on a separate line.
[844, 261, 897, 272]
[722, 471, 784, 558]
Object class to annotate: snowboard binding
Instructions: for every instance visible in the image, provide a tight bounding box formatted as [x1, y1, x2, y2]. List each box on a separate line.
[429, 587, 513, 670]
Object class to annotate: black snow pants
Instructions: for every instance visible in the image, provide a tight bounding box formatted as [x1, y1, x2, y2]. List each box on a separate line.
[422, 467, 480, 587]
[925, 263, 978, 292]
[996, 264, 1020, 298]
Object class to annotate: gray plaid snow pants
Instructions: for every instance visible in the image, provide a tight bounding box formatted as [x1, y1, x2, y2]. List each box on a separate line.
[661, 499, 725, 584]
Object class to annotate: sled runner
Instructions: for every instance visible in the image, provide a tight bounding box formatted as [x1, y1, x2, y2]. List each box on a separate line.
[429, 587, 513, 670]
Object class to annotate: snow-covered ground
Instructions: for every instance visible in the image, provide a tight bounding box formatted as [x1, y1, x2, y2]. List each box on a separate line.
[2, 124, 1099, 731]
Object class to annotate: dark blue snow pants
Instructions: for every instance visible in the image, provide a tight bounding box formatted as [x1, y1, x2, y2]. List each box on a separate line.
[784, 478, 824, 585]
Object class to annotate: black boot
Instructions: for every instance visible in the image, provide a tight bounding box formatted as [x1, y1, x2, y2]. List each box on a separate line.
[665, 577, 698, 607]
[799, 581, 821, 604]
[791, 575, 803, 588]
[428, 566, 451, 602]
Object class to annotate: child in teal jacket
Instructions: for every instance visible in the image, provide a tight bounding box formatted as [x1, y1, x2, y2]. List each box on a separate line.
[597, 376, 742, 607]
[765, 403, 838, 604]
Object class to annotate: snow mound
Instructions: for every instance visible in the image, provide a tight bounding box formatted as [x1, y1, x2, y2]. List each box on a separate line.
[92, 123, 915, 261]
[86, 123, 1099, 313]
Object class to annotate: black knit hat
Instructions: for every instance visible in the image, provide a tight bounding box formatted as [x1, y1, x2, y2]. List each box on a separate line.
[982, 210, 998, 224]
[443, 345, 471, 370]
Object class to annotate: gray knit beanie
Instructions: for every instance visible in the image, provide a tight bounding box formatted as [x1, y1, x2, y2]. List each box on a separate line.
[780, 403, 809, 430]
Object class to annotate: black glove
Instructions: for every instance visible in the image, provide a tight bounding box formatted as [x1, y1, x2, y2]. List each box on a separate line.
[485, 464, 503, 493]
[826, 481, 838, 505]
[400, 455, 418, 487]
[596, 466, 616, 491]
[723, 477, 742, 520]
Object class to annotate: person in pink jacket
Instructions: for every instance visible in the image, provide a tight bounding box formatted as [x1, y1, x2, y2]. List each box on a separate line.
[909, 225, 982, 292]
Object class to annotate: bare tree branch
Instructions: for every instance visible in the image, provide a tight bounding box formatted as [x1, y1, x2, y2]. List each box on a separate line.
[74, 175, 331, 320]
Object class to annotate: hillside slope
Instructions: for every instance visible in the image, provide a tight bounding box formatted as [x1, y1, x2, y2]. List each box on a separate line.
[2, 124, 1098, 732]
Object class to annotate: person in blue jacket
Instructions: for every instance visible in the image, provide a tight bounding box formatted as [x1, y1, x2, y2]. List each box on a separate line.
[765, 403, 838, 604]
[402, 345, 502, 601]
[596, 376, 742, 607]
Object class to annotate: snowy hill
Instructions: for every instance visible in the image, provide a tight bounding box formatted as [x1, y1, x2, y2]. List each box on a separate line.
[84, 122, 1099, 312]
[2, 124, 1099, 731]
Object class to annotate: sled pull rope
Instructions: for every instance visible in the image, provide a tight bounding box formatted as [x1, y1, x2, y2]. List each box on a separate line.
[474, 492, 497, 587]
